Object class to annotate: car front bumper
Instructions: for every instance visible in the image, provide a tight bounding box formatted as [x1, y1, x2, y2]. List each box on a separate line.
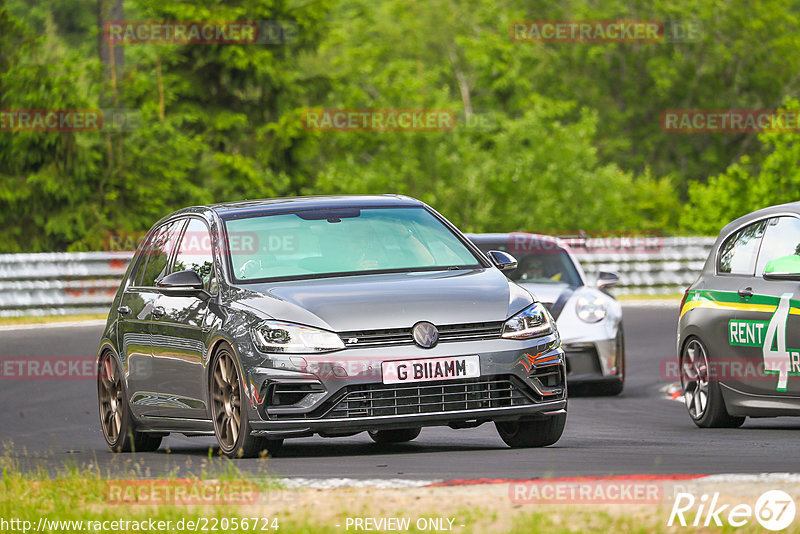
[562, 337, 621, 383]
[240, 334, 567, 437]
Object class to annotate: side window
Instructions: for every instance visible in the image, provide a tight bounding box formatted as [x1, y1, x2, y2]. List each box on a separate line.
[755, 217, 800, 275]
[172, 218, 216, 291]
[135, 220, 185, 287]
[718, 220, 767, 275]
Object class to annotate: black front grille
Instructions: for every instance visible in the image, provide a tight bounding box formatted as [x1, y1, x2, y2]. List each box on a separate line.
[340, 321, 503, 348]
[322, 375, 533, 419]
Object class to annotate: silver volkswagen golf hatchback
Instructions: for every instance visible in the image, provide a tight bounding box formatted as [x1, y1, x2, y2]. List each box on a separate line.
[97, 195, 567, 457]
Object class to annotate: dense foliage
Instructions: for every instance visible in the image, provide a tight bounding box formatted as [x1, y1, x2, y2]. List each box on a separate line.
[1, 0, 798, 251]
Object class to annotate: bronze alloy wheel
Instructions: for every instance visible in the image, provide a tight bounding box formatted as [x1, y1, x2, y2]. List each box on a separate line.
[97, 351, 162, 452]
[211, 348, 242, 453]
[210, 344, 283, 458]
[98, 352, 124, 444]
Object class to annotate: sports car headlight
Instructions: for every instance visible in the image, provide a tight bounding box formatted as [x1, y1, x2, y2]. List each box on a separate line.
[576, 295, 606, 323]
[502, 303, 553, 339]
[251, 321, 345, 353]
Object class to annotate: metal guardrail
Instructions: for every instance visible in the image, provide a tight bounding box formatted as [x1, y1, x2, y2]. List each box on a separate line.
[0, 237, 716, 317]
[0, 252, 132, 317]
[572, 236, 715, 296]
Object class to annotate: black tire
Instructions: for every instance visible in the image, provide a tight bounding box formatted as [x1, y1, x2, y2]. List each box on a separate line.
[210, 343, 283, 458]
[594, 326, 625, 396]
[368, 427, 422, 444]
[495, 412, 566, 448]
[97, 351, 163, 453]
[681, 337, 745, 428]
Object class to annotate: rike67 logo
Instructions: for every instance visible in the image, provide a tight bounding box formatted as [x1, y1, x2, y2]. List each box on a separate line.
[669, 490, 796, 531]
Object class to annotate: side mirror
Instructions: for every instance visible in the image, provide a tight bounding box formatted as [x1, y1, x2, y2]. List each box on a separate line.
[487, 250, 518, 271]
[763, 256, 800, 280]
[597, 271, 619, 290]
[157, 269, 210, 299]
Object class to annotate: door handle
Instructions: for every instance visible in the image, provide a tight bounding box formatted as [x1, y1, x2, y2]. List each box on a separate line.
[151, 306, 166, 319]
[117, 305, 131, 316]
[737, 287, 754, 298]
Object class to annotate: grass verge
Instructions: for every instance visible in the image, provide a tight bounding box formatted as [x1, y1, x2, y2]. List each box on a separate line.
[2, 451, 797, 534]
[0, 313, 107, 326]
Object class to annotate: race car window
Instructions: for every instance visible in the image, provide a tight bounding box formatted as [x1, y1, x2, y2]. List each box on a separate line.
[172, 218, 216, 291]
[717, 219, 768, 275]
[755, 216, 800, 276]
[475, 242, 582, 286]
[134, 219, 186, 287]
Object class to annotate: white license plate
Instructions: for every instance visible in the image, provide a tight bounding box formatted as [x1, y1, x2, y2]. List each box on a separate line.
[381, 355, 480, 385]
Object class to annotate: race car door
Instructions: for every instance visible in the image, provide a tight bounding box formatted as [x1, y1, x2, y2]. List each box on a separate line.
[150, 217, 215, 420]
[730, 215, 800, 396]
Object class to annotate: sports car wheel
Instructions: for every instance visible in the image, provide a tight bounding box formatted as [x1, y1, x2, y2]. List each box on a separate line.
[681, 338, 745, 428]
[210, 343, 282, 458]
[97, 351, 162, 452]
[495, 411, 566, 448]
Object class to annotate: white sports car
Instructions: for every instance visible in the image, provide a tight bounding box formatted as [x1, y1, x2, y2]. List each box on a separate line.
[469, 232, 624, 395]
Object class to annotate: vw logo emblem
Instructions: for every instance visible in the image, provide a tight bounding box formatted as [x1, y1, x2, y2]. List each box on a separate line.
[412, 321, 439, 348]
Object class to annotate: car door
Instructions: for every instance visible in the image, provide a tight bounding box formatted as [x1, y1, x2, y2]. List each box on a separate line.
[118, 219, 185, 418]
[693, 219, 766, 393]
[730, 216, 800, 396]
[150, 217, 217, 420]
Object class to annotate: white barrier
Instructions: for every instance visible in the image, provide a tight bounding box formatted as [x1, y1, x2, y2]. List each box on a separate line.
[0, 237, 716, 316]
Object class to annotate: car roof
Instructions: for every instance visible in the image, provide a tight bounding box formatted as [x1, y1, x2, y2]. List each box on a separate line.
[208, 194, 422, 219]
[719, 201, 800, 237]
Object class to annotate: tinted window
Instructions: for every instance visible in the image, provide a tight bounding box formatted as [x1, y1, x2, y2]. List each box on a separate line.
[173, 218, 215, 290]
[135, 220, 185, 286]
[718, 220, 767, 275]
[755, 216, 800, 275]
[224, 207, 480, 281]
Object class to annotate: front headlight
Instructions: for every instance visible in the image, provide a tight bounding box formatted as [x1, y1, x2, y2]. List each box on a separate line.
[575, 295, 606, 323]
[251, 321, 345, 353]
[502, 303, 553, 339]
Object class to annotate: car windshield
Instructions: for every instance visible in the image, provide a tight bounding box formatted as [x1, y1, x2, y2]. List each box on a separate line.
[475, 242, 582, 286]
[224, 206, 482, 282]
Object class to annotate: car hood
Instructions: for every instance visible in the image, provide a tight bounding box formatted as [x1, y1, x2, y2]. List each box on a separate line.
[228, 268, 533, 332]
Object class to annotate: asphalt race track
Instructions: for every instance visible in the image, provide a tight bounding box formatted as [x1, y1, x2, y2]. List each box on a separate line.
[2, 303, 800, 480]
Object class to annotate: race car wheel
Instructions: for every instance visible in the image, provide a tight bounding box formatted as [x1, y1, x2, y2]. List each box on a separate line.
[97, 351, 162, 453]
[368, 427, 421, 444]
[681, 338, 745, 428]
[495, 411, 566, 448]
[211, 343, 282, 458]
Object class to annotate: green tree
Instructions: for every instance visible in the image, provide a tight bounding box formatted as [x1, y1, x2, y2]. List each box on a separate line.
[682, 101, 800, 234]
